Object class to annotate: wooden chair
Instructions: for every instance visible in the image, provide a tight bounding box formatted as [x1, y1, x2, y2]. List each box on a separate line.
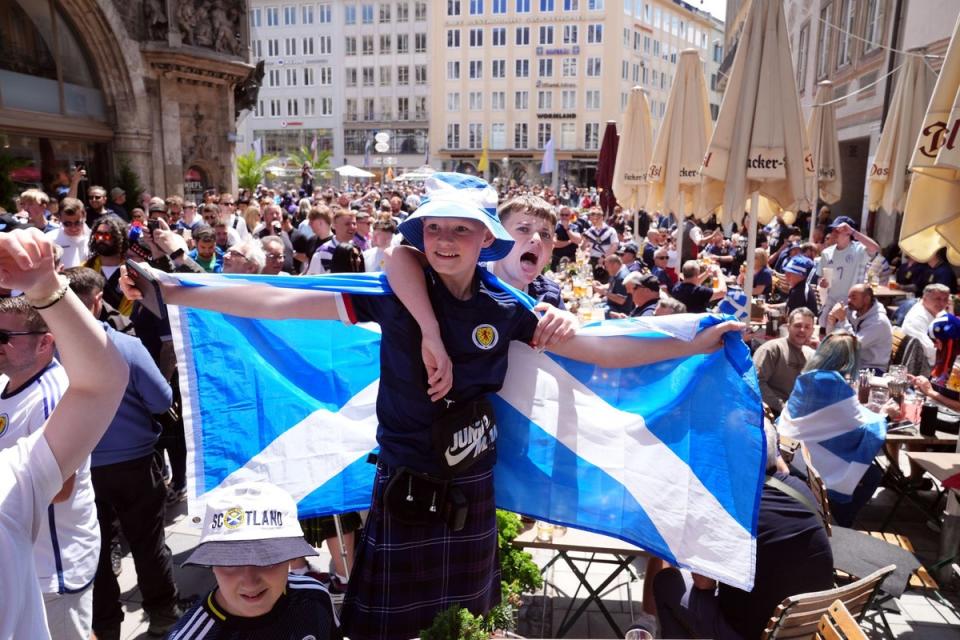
[760, 564, 895, 639]
[814, 600, 868, 640]
[800, 444, 832, 536]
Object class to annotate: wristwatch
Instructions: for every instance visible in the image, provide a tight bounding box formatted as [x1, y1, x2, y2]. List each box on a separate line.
[169, 248, 185, 261]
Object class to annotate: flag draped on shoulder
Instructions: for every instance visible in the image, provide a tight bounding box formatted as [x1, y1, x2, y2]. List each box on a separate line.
[165, 270, 765, 589]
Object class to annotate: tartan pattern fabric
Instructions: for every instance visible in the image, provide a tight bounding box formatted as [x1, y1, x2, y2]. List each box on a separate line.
[340, 465, 501, 640]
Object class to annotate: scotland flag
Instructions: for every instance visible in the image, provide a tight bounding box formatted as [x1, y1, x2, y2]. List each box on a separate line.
[166, 271, 765, 589]
[778, 371, 887, 501]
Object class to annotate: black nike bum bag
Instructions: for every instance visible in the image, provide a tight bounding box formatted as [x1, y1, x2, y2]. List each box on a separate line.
[431, 397, 498, 476]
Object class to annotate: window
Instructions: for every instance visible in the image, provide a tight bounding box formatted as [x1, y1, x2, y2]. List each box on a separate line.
[493, 0, 507, 13]
[362, 35, 374, 54]
[586, 57, 601, 76]
[287, 98, 299, 116]
[362, 66, 374, 86]
[540, 0, 554, 10]
[283, 5, 296, 25]
[563, 0, 579, 9]
[415, 1, 427, 19]
[491, 123, 506, 149]
[250, 8, 262, 27]
[633, 32, 641, 50]
[516, 0, 530, 11]
[415, 33, 427, 52]
[303, 67, 315, 85]
[469, 0, 484, 14]
[364, 98, 375, 121]
[344, 5, 356, 24]
[270, 99, 281, 116]
[397, 34, 409, 53]
[863, 0, 883, 53]
[380, 66, 392, 85]
[642, 65, 648, 84]
[252, 40, 263, 58]
[632, 63, 639, 83]
[515, 90, 529, 109]
[302, 5, 314, 23]
[447, 61, 461, 79]
[491, 91, 505, 110]
[816, 3, 833, 79]
[362, 4, 374, 23]
[796, 22, 809, 92]
[346, 99, 357, 120]
[469, 91, 483, 110]
[587, 24, 603, 43]
[516, 27, 530, 45]
[492, 59, 506, 78]
[563, 25, 578, 44]
[380, 35, 392, 53]
[561, 89, 576, 109]
[588, 0, 603, 8]
[537, 90, 552, 110]
[584, 122, 599, 149]
[562, 57, 577, 77]
[380, 2, 391, 22]
[537, 122, 551, 148]
[302, 37, 314, 55]
[448, 29, 461, 47]
[285, 37, 297, 56]
[448, 0, 461, 15]
[416, 97, 427, 119]
[469, 60, 483, 79]
[320, 66, 332, 85]
[539, 26, 554, 45]
[321, 98, 333, 115]
[836, 0, 853, 68]
[560, 122, 576, 149]
[515, 59, 529, 77]
[415, 65, 427, 84]
[346, 68, 357, 86]
[514, 123, 528, 148]
[397, 1, 409, 21]
[267, 7, 279, 26]
[319, 35, 332, 54]
[267, 39, 280, 56]
[268, 69, 281, 87]
[319, 4, 332, 22]
[538, 58, 553, 77]
[447, 92, 461, 111]
[644, 35, 650, 53]
[493, 27, 506, 46]
[304, 97, 316, 116]
[586, 89, 600, 109]
[467, 122, 483, 149]
[470, 28, 483, 47]
[447, 123, 461, 148]
[345, 36, 357, 55]
[398, 65, 410, 84]
[380, 97, 392, 120]
[254, 100, 263, 118]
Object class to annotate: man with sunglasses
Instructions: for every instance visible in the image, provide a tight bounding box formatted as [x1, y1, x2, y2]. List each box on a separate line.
[84, 186, 121, 228]
[45, 198, 89, 268]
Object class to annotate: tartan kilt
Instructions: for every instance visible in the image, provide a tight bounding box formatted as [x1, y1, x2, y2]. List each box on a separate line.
[340, 464, 501, 640]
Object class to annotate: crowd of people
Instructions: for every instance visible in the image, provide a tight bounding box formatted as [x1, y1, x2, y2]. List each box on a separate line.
[1, 166, 957, 640]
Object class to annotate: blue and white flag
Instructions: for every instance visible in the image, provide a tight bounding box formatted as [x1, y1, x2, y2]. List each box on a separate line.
[778, 371, 887, 501]
[166, 270, 765, 589]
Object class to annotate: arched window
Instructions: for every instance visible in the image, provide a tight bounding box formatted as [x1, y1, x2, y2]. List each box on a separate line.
[0, 0, 106, 121]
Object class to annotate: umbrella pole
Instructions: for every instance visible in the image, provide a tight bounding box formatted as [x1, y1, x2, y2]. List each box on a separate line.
[332, 513, 350, 582]
[744, 192, 760, 300]
[633, 209, 638, 240]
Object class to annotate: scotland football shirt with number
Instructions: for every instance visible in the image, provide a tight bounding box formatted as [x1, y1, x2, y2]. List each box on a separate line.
[336, 267, 538, 476]
[0, 360, 100, 594]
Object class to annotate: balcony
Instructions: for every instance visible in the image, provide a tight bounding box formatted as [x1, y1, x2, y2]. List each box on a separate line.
[341, 111, 429, 125]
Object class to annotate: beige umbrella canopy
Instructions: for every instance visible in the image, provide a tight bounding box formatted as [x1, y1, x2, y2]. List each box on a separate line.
[701, 0, 813, 295]
[647, 49, 712, 221]
[807, 81, 843, 206]
[902, 13, 960, 264]
[868, 56, 936, 215]
[612, 87, 654, 214]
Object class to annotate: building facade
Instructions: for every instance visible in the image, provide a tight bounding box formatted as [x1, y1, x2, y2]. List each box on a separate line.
[239, 0, 430, 181]
[430, 0, 723, 186]
[0, 0, 252, 203]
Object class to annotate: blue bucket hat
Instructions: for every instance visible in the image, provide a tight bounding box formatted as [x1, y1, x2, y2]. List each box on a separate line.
[784, 255, 814, 277]
[827, 215, 858, 232]
[398, 172, 514, 262]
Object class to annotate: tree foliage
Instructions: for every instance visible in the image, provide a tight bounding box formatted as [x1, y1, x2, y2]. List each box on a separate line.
[235, 150, 278, 192]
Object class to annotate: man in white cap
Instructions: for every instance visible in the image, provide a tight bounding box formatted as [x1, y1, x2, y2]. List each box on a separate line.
[166, 481, 341, 639]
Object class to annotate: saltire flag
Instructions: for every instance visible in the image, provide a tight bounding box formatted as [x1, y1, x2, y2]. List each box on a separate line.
[778, 371, 886, 501]
[165, 270, 765, 589]
[541, 137, 556, 175]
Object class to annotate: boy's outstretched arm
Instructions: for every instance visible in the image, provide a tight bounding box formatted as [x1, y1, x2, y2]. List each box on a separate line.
[546, 320, 744, 368]
[119, 266, 340, 320]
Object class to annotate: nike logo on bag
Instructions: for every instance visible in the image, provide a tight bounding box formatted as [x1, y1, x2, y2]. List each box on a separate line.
[445, 435, 485, 466]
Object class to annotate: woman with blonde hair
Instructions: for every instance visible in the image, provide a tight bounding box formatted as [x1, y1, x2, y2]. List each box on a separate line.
[242, 205, 261, 235]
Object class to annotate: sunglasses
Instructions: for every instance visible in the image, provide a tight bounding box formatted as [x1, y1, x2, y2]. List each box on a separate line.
[0, 329, 45, 344]
[224, 250, 252, 262]
[61, 220, 84, 228]
[93, 232, 113, 241]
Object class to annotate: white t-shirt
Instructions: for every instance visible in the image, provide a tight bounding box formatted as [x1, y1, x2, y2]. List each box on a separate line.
[363, 246, 387, 272]
[45, 228, 89, 269]
[816, 241, 870, 299]
[230, 213, 250, 240]
[0, 361, 100, 594]
[901, 302, 938, 366]
[0, 429, 63, 639]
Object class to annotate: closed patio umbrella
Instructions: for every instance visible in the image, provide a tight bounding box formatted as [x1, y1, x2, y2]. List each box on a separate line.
[867, 55, 935, 216]
[596, 120, 619, 216]
[902, 13, 960, 264]
[807, 81, 843, 211]
[612, 87, 654, 238]
[701, 0, 813, 296]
